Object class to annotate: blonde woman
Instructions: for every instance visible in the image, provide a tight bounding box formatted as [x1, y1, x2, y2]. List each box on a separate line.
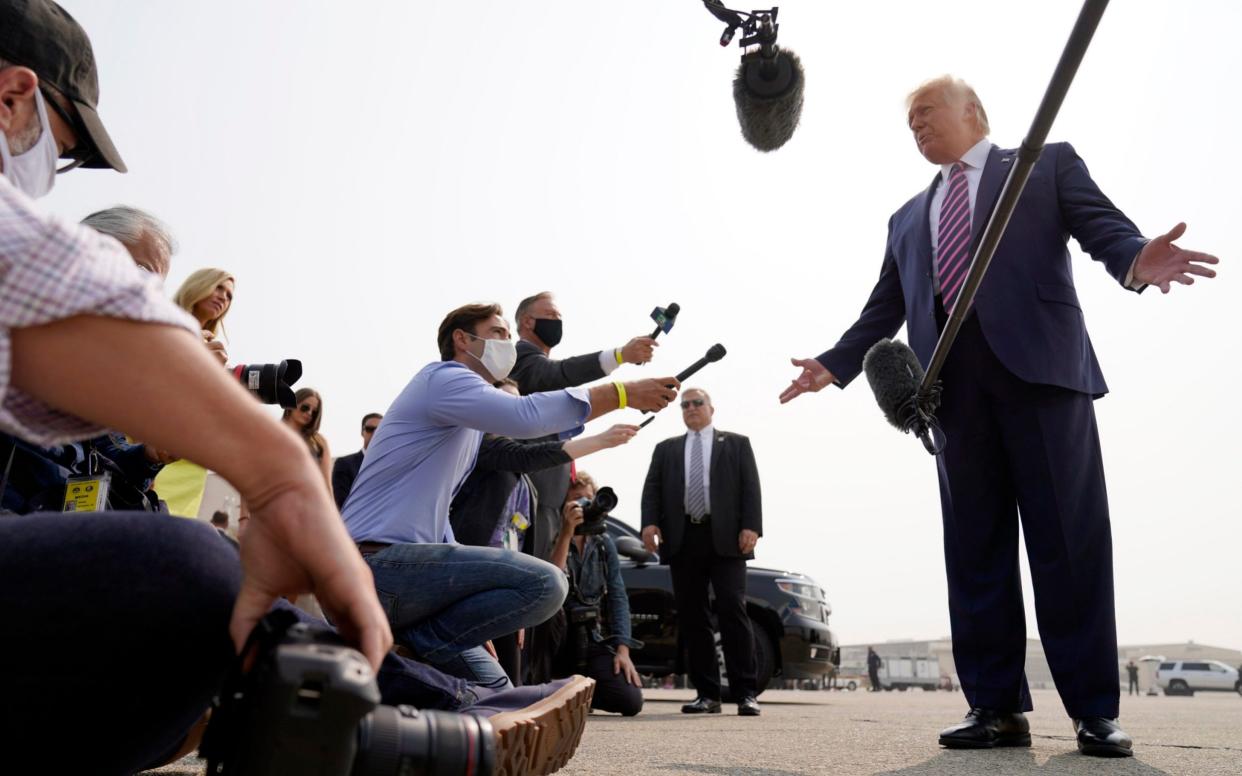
[173, 268, 234, 365]
[282, 388, 333, 490]
[154, 268, 237, 516]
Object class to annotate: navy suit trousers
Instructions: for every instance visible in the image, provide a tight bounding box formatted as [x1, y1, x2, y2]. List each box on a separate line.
[936, 312, 1120, 719]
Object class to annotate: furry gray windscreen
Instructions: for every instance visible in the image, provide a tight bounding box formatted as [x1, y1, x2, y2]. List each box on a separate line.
[732, 49, 804, 152]
[863, 339, 925, 430]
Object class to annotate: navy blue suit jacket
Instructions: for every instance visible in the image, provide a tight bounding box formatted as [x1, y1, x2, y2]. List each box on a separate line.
[817, 143, 1147, 397]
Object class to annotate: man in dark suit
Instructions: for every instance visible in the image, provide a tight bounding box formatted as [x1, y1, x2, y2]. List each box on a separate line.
[331, 412, 381, 510]
[641, 388, 763, 716]
[780, 76, 1218, 757]
[510, 291, 656, 684]
[510, 290, 656, 562]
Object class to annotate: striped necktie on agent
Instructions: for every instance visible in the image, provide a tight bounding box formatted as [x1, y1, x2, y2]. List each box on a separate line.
[686, 431, 707, 520]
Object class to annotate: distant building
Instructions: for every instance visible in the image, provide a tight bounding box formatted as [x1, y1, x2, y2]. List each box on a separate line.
[839, 638, 1054, 691]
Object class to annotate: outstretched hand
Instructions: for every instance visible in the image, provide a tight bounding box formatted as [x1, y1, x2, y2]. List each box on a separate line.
[779, 358, 836, 404]
[1133, 222, 1219, 294]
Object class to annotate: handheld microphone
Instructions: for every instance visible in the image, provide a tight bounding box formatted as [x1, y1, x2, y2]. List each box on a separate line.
[862, 339, 942, 454]
[649, 303, 680, 339]
[640, 344, 727, 425]
[704, 3, 804, 152]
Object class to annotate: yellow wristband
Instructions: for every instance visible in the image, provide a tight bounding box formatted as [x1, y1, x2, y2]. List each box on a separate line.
[615, 347, 624, 365]
[614, 381, 627, 409]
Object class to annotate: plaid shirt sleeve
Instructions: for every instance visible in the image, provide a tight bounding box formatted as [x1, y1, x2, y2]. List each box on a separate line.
[0, 178, 198, 446]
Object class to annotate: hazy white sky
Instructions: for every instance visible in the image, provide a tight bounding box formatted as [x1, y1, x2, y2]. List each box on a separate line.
[46, 1, 1240, 650]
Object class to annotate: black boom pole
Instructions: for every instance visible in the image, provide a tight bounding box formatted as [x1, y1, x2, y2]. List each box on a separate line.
[915, 0, 1111, 422]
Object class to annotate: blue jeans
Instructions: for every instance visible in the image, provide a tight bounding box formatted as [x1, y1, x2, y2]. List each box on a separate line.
[364, 543, 567, 686]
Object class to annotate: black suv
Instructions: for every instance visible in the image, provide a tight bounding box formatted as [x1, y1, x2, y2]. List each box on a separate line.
[604, 517, 837, 696]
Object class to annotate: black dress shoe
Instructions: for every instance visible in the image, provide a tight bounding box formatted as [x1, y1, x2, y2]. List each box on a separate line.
[680, 697, 722, 714]
[938, 708, 1031, 749]
[1074, 717, 1133, 757]
[737, 696, 761, 716]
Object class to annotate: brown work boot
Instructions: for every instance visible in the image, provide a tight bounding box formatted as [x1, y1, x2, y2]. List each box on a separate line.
[471, 675, 595, 776]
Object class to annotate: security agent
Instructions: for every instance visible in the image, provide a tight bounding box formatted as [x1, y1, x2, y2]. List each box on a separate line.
[641, 388, 763, 716]
[332, 412, 382, 509]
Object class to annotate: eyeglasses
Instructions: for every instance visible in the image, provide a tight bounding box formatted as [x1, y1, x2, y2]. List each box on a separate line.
[39, 87, 94, 173]
[298, 403, 319, 415]
[680, 399, 706, 409]
[363, 425, 379, 434]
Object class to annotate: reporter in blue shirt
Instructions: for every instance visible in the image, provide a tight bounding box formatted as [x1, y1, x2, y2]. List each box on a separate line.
[343, 302, 679, 689]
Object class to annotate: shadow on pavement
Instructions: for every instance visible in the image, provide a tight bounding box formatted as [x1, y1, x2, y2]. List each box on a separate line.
[874, 749, 1172, 775]
[656, 766, 806, 776]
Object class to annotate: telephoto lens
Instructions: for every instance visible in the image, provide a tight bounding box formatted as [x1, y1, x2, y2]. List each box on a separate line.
[574, 486, 617, 536]
[231, 359, 302, 407]
[354, 705, 495, 776]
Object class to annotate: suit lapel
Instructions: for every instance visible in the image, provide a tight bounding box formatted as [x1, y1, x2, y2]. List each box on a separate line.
[672, 434, 687, 504]
[970, 145, 1010, 252]
[915, 177, 937, 281]
[709, 430, 725, 480]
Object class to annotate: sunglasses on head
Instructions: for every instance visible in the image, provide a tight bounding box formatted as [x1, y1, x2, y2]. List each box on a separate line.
[680, 399, 706, 409]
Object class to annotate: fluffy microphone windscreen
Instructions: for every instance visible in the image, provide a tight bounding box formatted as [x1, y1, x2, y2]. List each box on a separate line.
[733, 48, 804, 152]
[863, 339, 924, 430]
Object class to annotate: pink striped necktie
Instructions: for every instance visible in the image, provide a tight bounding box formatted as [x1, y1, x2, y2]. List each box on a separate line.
[937, 162, 972, 313]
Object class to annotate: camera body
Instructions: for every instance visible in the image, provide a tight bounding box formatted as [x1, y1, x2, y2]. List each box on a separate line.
[565, 601, 601, 674]
[201, 610, 494, 776]
[573, 486, 617, 536]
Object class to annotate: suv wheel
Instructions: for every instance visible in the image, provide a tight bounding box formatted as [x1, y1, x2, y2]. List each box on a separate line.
[1167, 679, 1193, 697]
[717, 625, 776, 703]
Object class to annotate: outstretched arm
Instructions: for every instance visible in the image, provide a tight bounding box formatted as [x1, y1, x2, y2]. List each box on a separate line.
[10, 317, 392, 670]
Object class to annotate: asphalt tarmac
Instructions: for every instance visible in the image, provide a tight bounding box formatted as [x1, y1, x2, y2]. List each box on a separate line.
[142, 687, 1242, 775]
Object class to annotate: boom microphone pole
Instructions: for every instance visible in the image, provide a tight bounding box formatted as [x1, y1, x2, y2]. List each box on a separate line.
[864, 0, 1111, 455]
[639, 343, 727, 427]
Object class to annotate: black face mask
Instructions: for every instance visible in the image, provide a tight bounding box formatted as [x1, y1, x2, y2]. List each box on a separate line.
[532, 318, 563, 348]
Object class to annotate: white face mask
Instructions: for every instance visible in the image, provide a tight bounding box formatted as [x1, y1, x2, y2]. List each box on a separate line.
[465, 332, 517, 382]
[0, 89, 59, 199]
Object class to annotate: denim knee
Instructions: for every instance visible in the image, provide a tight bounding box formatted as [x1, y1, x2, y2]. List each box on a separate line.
[526, 555, 568, 624]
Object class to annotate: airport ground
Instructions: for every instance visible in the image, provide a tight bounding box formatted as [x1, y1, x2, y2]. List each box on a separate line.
[142, 687, 1241, 776]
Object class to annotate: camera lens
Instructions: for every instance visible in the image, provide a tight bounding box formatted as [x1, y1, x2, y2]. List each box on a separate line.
[353, 704, 495, 776]
[231, 359, 302, 407]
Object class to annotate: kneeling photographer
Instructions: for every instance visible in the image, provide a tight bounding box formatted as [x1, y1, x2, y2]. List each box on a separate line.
[550, 471, 644, 717]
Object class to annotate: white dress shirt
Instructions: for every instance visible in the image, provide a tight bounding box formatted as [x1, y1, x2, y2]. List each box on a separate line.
[683, 424, 714, 515]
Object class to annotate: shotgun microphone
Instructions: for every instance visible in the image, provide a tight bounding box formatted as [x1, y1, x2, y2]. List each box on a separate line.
[862, 339, 942, 454]
[649, 303, 680, 339]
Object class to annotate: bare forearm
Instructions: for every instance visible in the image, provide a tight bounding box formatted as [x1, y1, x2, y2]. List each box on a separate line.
[550, 531, 573, 571]
[10, 316, 325, 505]
[585, 384, 620, 422]
[562, 435, 604, 460]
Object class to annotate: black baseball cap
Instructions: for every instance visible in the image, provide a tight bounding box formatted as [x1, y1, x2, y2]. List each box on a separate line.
[0, 0, 126, 172]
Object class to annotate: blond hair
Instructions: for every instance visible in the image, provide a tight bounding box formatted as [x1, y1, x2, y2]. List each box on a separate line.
[907, 75, 990, 136]
[174, 268, 234, 336]
[570, 469, 596, 497]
